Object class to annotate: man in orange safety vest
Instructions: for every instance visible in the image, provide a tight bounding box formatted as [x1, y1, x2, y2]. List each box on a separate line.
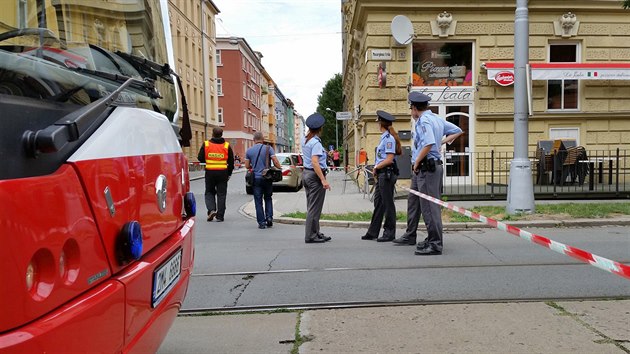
[197, 127, 234, 222]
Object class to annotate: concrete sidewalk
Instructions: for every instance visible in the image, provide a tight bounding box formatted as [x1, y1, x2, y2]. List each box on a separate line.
[159, 299, 630, 353]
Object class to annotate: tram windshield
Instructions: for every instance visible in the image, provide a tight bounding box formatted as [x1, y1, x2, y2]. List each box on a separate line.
[0, 0, 177, 120]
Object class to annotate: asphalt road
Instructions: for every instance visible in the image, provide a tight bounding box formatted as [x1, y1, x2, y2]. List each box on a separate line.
[185, 172, 630, 310]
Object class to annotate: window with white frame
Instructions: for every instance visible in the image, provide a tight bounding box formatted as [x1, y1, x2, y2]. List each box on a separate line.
[547, 43, 579, 110]
[218, 108, 224, 124]
[549, 127, 580, 145]
[243, 110, 247, 126]
[243, 82, 247, 99]
[217, 78, 223, 96]
[216, 49, 222, 65]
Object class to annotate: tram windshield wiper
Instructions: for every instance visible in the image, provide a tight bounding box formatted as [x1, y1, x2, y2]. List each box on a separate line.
[22, 77, 142, 157]
[115, 51, 175, 83]
[67, 67, 161, 99]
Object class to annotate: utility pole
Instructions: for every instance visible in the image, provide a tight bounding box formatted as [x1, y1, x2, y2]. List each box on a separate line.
[507, 0, 535, 214]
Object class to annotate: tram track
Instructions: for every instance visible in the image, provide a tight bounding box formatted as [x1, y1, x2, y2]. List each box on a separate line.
[190, 259, 630, 278]
[179, 296, 630, 315]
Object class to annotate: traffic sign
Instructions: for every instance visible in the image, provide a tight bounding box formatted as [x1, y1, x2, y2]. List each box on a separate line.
[335, 111, 352, 120]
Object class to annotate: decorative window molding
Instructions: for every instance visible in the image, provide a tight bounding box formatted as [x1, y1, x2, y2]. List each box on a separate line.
[430, 12, 457, 38]
[553, 12, 579, 38]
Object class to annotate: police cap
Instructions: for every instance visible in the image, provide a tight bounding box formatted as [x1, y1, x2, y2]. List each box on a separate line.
[408, 91, 431, 104]
[306, 113, 325, 129]
[376, 110, 396, 122]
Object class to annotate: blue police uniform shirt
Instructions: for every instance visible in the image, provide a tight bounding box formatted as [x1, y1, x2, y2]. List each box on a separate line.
[303, 136, 327, 169]
[375, 131, 396, 165]
[419, 111, 463, 160]
[411, 117, 422, 163]
[246, 144, 276, 178]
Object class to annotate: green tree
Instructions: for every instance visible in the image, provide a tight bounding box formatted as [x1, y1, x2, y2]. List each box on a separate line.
[625, 0, 630, 8]
[315, 73, 343, 151]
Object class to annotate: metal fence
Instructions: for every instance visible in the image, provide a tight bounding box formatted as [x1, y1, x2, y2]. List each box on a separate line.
[444, 149, 630, 200]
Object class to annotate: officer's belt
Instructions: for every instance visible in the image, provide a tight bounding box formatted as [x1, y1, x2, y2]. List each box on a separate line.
[304, 167, 328, 175]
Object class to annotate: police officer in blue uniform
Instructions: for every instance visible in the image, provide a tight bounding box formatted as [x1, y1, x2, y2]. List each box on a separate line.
[302, 113, 332, 244]
[361, 110, 402, 242]
[393, 92, 429, 245]
[412, 94, 463, 255]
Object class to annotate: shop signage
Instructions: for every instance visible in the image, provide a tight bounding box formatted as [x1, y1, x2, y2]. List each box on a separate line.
[485, 63, 630, 81]
[494, 71, 515, 86]
[412, 86, 474, 103]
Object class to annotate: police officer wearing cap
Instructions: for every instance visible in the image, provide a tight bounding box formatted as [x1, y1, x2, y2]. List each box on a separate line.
[393, 92, 430, 246]
[411, 93, 463, 255]
[361, 110, 402, 242]
[302, 113, 332, 244]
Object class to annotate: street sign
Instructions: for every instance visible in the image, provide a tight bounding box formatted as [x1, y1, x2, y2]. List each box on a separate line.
[335, 111, 352, 120]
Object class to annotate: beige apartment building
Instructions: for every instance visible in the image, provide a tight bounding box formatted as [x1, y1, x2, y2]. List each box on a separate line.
[342, 0, 630, 185]
[168, 0, 220, 160]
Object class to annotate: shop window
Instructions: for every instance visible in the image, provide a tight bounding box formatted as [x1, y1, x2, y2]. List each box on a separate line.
[547, 43, 579, 110]
[412, 42, 473, 87]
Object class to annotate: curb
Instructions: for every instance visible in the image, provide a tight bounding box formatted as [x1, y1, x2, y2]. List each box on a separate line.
[236, 199, 630, 230]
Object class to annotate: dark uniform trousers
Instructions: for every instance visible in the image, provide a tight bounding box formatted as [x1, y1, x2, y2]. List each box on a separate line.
[366, 172, 398, 239]
[400, 170, 422, 239]
[303, 169, 326, 241]
[419, 164, 443, 251]
[204, 169, 229, 218]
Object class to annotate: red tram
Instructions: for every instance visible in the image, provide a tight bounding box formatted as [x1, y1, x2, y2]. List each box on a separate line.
[0, 1, 196, 352]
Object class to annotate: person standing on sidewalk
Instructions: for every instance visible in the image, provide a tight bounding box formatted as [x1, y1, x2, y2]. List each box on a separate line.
[332, 149, 341, 170]
[198, 127, 234, 222]
[393, 92, 430, 246]
[245, 132, 282, 229]
[361, 110, 402, 242]
[412, 96, 463, 255]
[303, 113, 332, 244]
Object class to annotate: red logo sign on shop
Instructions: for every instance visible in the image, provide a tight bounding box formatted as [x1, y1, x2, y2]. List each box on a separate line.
[494, 71, 515, 86]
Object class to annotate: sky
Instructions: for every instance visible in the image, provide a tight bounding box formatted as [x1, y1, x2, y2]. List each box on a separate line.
[212, 0, 342, 117]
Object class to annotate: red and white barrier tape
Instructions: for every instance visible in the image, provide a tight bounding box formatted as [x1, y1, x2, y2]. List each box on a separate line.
[400, 186, 630, 281]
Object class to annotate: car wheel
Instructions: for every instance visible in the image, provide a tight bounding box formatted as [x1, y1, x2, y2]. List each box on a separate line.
[246, 186, 253, 195]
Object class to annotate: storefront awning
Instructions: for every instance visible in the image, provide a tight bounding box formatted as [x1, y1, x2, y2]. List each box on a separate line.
[485, 62, 630, 82]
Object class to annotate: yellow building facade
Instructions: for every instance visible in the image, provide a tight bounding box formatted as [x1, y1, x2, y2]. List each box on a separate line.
[168, 0, 220, 160]
[342, 0, 630, 185]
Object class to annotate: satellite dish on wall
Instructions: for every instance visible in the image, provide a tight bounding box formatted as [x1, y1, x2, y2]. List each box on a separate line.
[391, 15, 415, 45]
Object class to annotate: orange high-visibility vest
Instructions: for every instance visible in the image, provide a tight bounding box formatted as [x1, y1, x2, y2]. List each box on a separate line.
[204, 141, 229, 170]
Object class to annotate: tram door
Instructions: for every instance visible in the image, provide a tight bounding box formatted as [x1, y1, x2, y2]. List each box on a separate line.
[429, 105, 472, 185]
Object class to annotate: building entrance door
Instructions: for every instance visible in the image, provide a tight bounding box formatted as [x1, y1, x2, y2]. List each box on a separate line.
[429, 105, 472, 185]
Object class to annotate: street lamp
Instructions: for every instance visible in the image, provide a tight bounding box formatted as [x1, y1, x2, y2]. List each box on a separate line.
[325, 107, 338, 150]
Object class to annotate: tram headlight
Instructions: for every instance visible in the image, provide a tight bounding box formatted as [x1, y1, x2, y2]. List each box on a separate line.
[59, 250, 66, 277]
[26, 262, 35, 291]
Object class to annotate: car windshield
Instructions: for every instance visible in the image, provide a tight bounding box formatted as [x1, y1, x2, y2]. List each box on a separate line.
[277, 156, 292, 165]
[0, 0, 176, 120]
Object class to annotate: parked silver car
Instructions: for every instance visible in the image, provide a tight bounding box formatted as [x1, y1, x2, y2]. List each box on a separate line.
[245, 152, 303, 194]
[274, 153, 304, 191]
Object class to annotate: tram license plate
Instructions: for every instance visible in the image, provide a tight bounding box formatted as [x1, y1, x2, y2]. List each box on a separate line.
[152, 249, 182, 308]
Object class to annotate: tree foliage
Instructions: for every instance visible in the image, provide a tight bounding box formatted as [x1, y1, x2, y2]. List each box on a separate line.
[625, 0, 630, 8]
[315, 73, 343, 150]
